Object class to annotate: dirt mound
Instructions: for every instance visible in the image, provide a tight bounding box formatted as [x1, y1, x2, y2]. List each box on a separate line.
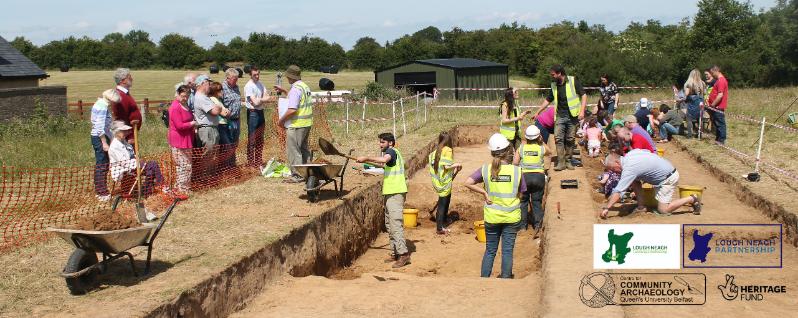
[74, 209, 140, 231]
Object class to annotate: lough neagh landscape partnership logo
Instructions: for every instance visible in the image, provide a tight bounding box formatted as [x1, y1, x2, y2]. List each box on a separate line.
[595, 224, 681, 269]
[683, 224, 782, 268]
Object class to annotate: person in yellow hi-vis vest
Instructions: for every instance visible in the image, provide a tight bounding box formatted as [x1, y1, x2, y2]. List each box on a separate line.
[513, 126, 549, 238]
[356, 133, 411, 268]
[465, 133, 526, 278]
[532, 64, 587, 171]
[275, 65, 313, 183]
[428, 131, 462, 235]
[499, 87, 532, 148]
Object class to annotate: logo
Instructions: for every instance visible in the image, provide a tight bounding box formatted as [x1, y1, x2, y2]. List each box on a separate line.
[594, 224, 680, 269]
[601, 229, 633, 264]
[491, 175, 511, 182]
[683, 224, 782, 268]
[717, 274, 787, 301]
[579, 272, 706, 307]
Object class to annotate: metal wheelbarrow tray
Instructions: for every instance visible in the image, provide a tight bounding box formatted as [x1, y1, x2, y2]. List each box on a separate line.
[47, 198, 181, 295]
[293, 157, 350, 203]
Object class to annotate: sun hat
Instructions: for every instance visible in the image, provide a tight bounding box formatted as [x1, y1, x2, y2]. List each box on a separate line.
[111, 120, 132, 133]
[285, 65, 302, 80]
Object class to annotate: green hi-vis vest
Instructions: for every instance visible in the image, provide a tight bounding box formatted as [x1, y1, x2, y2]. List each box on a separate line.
[499, 102, 519, 141]
[481, 164, 521, 224]
[519, 143, 545, 173]
[428, 147, 454, 197]
[383, 148, 408, 195]
[290, 81, 313, 128]
[551, 76, 581, 120]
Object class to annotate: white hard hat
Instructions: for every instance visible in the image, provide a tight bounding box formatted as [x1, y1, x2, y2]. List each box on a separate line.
[488, 133, 511, 151]
[639, 97, 649, 108]
[525, 125, 541, 140]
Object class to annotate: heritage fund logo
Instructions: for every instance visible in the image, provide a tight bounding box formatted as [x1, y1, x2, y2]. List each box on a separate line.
[717, 274, 787, 301]
[683, 224, 782, 268]
[594, 224, 680, 269]
[579, 272, 706, 308]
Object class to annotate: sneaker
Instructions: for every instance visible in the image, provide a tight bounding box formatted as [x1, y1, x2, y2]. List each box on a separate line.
[145, 209, 158, 222]
[172, 191, 190, 200]
[691, 194, 702, 215]
[392, 254, 411, 268]
[436, 228, 450, 235]
[96, 194, 111, 202]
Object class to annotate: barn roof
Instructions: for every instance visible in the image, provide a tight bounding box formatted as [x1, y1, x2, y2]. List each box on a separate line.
[0, 36, 48, 79]
[376, 58, 507, 73]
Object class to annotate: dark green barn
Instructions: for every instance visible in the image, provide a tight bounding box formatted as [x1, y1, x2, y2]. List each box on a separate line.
[374, 58, 509, 100]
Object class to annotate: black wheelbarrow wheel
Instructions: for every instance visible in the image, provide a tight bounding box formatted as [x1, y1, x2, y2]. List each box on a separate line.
[64, 248, 99, 295]
[306, 175, 319, 203]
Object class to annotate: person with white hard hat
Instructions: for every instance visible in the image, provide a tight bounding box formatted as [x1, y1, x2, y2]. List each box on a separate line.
[464, 133, 527, 278]
[513, 125, 549, 237]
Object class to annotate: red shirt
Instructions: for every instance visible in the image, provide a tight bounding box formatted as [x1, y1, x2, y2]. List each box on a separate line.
[709, 76, 729, 110]
[113, 87, 142, 129]
[630, 133, 655, 153]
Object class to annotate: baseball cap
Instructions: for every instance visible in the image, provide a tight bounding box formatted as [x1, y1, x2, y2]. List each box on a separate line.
[194, 74, 211, 86]
[639, 98, 649, 108]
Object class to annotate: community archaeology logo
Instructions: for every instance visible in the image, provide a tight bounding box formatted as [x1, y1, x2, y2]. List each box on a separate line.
[717, 274, 787, 301]
[594, 224, 681, 269]
[579, 272, 706, 308]
[683, 224, 782, 268]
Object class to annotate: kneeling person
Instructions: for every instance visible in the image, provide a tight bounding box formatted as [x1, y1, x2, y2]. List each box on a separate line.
[600, 149, 701, 218]
[356, 133, 411, 268]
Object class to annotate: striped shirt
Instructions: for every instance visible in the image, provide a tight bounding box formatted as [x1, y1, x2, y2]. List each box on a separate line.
[90, 98, 112, 139]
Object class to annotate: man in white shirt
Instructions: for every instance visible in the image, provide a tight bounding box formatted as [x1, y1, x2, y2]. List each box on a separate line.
[244, 67, 275, 168]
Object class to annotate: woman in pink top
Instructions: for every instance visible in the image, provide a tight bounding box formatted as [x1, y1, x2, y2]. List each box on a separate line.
[533, 107, 555, 143]
[168, 85, 196, 195]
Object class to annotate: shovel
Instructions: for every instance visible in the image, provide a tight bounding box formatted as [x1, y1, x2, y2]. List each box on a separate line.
[318, 138, 358, 160]
[133, 125, 147, 224]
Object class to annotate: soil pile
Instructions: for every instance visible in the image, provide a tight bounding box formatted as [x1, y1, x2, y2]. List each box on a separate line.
[74, 209, 139, 231]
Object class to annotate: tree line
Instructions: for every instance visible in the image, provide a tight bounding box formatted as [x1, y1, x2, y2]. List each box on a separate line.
[10, 0, 798, 87]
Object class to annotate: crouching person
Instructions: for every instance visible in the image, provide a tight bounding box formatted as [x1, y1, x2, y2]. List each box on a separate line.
[356, 133, 411, 268]
[465, 133, 525, 278]
[599, 149, 701, 219]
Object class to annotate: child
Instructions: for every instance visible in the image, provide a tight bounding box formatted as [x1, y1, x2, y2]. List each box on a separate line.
[356, 133, 411, 268]
[585, 117, 603, 158]
[428, 132, 462, 235]
[513, 126, 549, 237]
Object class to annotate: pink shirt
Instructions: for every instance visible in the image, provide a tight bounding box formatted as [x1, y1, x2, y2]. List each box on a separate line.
[586, 127, 602, 141]
[536, 107, 554, 129]
[168, 100, 195, 149]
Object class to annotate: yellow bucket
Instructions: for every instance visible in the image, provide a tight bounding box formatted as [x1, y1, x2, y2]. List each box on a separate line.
[678, 185, 704, 200]
[657, 148, 665, 157]
[641, 184, 658, 208]
[474, 220, 487, 243]
[402, 209, 418, 228]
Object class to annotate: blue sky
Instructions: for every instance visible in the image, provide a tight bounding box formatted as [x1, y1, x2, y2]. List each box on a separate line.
[0, 0, 777, 49]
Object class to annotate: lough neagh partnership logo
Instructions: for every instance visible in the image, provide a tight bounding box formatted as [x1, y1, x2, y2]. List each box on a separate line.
[683, 224, 782, 268]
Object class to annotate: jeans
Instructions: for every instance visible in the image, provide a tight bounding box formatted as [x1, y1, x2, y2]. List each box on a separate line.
[534, 120, 554, 145]
[659, 123, 679, 140]
[91, 136, 110, 196]
[247, 109, 265, 167]
[710, 111, 727, 143]
[520, 173, 546, 229]
[554, 116, 579, 155]
[435, 194, 452, 231]
[606, 100, 616, 117]
[218, 120, 240, 168]
[481, 221, 521, 278]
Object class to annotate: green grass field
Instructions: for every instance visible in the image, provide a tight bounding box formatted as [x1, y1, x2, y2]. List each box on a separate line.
[3, 69, 797, 178]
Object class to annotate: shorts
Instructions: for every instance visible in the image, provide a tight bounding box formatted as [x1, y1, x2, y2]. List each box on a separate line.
[655, 170, 679, 204]
[588, 140, 601, 150]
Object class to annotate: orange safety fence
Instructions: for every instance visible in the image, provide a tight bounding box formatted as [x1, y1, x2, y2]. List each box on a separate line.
[0, 103, 333, 253]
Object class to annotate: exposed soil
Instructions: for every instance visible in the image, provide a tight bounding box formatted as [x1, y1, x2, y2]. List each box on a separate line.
[233, 144, 543, 317]
[73, 208, 139, 231]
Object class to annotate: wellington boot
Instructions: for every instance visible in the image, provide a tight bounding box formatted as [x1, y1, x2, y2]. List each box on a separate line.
[554, 146, 567, 171]
[565, 146, 575, 170]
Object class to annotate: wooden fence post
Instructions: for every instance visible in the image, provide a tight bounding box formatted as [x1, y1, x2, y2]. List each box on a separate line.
[77, 100, 83, 120]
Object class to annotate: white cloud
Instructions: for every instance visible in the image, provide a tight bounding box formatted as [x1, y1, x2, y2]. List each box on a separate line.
[382, 20, 396, 27]
[115, 20, 135, 33]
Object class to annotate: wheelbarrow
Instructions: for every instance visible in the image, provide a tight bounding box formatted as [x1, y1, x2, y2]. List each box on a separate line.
[47, 197, 181, 295]
[293, 153, 352, 203]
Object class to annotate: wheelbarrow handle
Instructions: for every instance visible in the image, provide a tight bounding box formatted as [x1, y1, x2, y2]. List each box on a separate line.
[148, 198, 181, 245]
